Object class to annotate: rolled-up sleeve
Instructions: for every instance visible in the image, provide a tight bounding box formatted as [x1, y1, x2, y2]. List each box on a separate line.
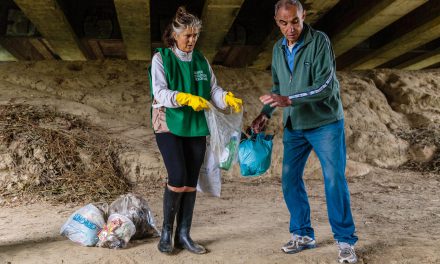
[151, 53, 180, 108]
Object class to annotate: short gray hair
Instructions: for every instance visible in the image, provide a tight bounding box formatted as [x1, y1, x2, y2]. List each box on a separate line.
[274, 0, 303, 16]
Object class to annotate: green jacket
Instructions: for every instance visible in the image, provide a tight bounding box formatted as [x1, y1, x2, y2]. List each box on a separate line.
[261, 24, 344, 130]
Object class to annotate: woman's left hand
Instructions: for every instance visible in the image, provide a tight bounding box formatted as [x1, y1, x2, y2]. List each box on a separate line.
[224, 92, 243, 113]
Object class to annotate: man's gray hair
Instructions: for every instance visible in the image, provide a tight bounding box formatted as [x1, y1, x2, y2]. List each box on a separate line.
[274, 0, 303, 16]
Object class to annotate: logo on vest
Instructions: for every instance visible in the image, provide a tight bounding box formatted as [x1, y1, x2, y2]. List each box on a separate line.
[194, 70, 208, 81]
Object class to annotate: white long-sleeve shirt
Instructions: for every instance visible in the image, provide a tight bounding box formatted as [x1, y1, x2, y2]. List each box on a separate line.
[150, 46, 227, 109]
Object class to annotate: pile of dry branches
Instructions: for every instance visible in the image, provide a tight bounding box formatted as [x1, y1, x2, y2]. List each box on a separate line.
[394, 124, 440, 174]
[0, 104, 130, 203]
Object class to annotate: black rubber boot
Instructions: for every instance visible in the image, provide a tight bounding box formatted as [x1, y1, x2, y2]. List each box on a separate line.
[158, 187, 183, 254]
[174, 191, 207, 254]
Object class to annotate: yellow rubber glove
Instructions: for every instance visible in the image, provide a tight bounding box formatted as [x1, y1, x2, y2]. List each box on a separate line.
[224, 92, 243, 113]
[176, 92, 209, 112]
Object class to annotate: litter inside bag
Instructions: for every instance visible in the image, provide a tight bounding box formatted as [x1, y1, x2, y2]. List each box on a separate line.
[108, 193, 160, 239]
[60, 203, 106, 246]
[197, 139, 222, 197]
[238, 132, 274, 177]
[204, 103, 243, 171]
[96, 213, 136, 249]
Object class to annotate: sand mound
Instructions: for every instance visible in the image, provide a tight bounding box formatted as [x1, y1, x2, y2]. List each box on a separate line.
[0, 61, 439, 188]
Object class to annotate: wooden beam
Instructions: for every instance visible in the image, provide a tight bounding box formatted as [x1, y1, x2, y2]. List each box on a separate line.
[250, 0, 340, 70]
[198, 0, 245, 62]
[29, 38, 55, 59]
[0, 37, 46, 60]
[13, 0, 86, 60]
[114, 0, 151, 60]
[396, 48, 440, 70]
[87, 40, 105, 60]
[97, 39, 127, 59]
[348, 3, 440, 70]
[0, 44, 18, 61]
[332, 0, 426, 57]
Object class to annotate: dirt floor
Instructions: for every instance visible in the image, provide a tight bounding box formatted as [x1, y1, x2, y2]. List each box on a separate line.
[1, 168, 440, 264]
[0, 61, 439, 263]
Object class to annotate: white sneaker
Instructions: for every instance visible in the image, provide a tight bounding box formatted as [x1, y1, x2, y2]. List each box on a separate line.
[281, 234, 316, 254]
[337, 242, 357, 263]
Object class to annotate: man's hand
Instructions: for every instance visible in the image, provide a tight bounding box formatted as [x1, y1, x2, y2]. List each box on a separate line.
[259, 94, 292, 107]
[250, 113, 269, 133]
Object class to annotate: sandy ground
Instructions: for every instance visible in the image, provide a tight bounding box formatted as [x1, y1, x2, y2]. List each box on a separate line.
[1, 168, 440, 264]
[0, 61, 440, 263]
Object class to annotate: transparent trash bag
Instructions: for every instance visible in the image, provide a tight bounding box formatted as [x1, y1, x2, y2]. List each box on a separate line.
[197, 139, 222, 197]
[108, 193, 160, 239]
[204, 103, 243, 171]
[96, 213, 136, 249]
[238, 132, 274, 177]
[60, 203, 106, 246]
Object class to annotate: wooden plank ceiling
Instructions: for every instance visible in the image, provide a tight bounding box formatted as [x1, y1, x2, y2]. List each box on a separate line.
[13, 0, 86, 60]
[113, 0, 151, 60]
[0, 0, 438, 71]
[198, 0, 245, 62]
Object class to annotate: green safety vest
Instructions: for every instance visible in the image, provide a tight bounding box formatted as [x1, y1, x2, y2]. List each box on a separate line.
[149, 48, 212, 137]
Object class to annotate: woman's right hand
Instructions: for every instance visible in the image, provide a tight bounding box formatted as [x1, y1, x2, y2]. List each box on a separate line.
[176, 92, 209, 111]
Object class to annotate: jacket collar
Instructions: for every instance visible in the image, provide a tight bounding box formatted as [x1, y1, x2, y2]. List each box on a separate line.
[278, 23, 313, 50]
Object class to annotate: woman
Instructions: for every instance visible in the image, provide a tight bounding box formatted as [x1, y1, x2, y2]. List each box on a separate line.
[149, 6, 242, 254]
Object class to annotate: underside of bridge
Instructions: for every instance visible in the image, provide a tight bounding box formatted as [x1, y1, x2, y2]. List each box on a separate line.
[0, 0, 439, 70]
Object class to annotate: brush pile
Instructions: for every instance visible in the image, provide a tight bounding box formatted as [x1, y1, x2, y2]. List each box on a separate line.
[0, 104, 130, 203]
[395, 124, 440, 174]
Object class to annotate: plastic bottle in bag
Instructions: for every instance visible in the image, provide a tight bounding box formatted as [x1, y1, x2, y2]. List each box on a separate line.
[219, 131, 239, 170]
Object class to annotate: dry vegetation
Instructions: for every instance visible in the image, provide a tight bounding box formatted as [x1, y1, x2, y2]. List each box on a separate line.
[0, 104, 130, 204]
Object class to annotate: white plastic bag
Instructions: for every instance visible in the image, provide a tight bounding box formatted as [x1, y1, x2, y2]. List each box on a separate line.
[96, 213, 136, 249]
[204, 103, 243, 171]
[197, 139, 222, 197]
[108, 193, 160, 239]
[60, 203, 106, 246]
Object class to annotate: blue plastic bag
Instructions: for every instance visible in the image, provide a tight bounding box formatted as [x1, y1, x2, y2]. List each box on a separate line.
[238, 132, 274, 177]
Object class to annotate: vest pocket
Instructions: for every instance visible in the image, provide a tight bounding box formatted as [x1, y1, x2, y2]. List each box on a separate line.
[152, 103, 170, 133]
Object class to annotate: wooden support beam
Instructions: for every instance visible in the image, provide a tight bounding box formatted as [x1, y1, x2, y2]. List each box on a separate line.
[332, 0, 426, 57]
[346, 1, 440, 70]
[29, 38, 55, 59]
[250, 0, 340, 70]
[350, 16, 440, 70]
[13, 0, 86, 60]
[96, 39, 127, 59]
[0, 44, 18, 61]
[87, 40, 105, 60]
[198, 0, 245, 62]
[0, 37, 46, 60]
[396, 48, 440, 70]
[114, 0, 151, 60]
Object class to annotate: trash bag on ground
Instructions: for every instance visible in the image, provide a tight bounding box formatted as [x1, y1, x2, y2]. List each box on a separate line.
[60, 203, 106, 246]
[93, 202, 109, 220]
[204, 102, 243, 171]
[96, 213, 136, 249]
[97, 193, 159, 249]
[197, 139, 222, 197]
[238, 132, 274, 177]
[109, 193, 159, 239]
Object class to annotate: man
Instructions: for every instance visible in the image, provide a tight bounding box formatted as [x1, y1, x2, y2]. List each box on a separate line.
[251, 0, 358, 263]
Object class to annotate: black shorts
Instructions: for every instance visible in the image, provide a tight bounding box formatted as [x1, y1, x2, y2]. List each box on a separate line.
[155, 133, 206, 188]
